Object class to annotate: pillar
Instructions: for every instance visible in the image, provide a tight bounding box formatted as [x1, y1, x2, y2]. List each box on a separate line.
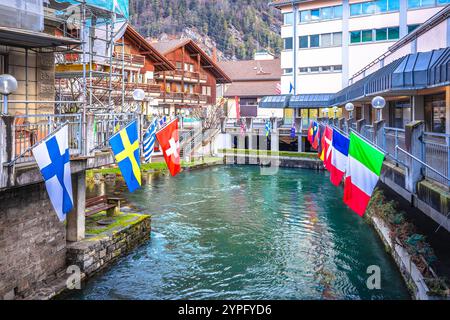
[356, 118, 366, 133]
[412, 95, 425, 122]
[86, 113, 95, 155]
[404, 121, 425, 194]
[445, 86, 450, 135]
[67, 171, 86, 242]
[373, 119, 385, 148]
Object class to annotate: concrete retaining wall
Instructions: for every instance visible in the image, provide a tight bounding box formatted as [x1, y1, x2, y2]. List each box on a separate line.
[0, 182, 66, 300]
[66, 216, 151, 278]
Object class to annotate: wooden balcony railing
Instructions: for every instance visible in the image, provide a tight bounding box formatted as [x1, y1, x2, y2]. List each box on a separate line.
[155, 70, 208, 82]
[162, 92, 208, 102]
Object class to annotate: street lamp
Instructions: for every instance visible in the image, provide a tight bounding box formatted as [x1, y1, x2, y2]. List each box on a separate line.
[323, 108, 329, 118]
[333, 106, 339, 119]
[371, 96, 386, 121]
[132, 88, 146, 113]
[0, 74, 18, 114]
[345, 102, 355, 119]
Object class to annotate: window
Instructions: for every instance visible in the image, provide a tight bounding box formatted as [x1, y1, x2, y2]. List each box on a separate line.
[321, 66, 332, 72]
[437, 0, 450, 4]
[425, 94, 446, 133]
[176, 62, 182, 70]
[310, 34, 320, 47]
[350, 31, 361, 43]
[283, 12, 293, 25]
[351, 0, 399, 16]
[311, 9, 320, 21]
[202, 86, 212, 96]
[408, 0, 435, 8]
[299, 36, 309, 48]
[408, 24, 420, 33]
[362, 29, 373, 42]
[283, 37, 293, 50]
[299, 5, 343, 23]
[376, 28, 388, 41]
[283, 68, 293, 75]
[388, 27, 400, 40]
[321, 33, 332, 47]
[333, 32, 342, 46]
[299, 67, 309, 73]
[333, 65, 342, 72]
[310, 67, 320, 72]
[298, 65, 341, 73]
[300, 10, 311, 22]
[392, 101, 411, 128]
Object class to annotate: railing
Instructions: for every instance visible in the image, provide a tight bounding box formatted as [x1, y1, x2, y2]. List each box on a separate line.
[155, 70, 207, 82]
[162, 92, 208, 102]
[422, 132, 450, 186]
[383, 127, 406, 164]
[360, 124, 375, 142]
[10, 113, 82, 165]
[91, 113, 136, 152]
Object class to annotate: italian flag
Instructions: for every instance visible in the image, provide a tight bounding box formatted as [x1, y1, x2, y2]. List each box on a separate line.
[344, 132, 385, 217]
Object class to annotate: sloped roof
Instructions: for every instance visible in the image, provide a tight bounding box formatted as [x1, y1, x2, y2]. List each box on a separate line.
[219, 59, 282, 82]
[125, 26, 175, 71]
[224, 80, 281, 98]
[151, 38, 232, 83]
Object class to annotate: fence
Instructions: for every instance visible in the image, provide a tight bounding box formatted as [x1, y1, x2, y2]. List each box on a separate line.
[11, 113, 82, 165]
[422, 132, 450, 187]
[383, 127, 406, 164]
[92, 113, 136, 152]
[360, 124, 375, 142]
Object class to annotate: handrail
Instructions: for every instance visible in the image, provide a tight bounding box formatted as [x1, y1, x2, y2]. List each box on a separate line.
[396, 146, 450, 182]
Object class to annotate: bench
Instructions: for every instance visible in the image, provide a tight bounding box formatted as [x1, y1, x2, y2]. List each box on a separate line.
[85, 195, 123, 217]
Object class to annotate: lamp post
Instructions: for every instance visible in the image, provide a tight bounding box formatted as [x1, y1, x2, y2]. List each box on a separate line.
[133, 88, 146, 132]
[372, 96, 386, 121]
[0, 74, 18, 114]
[345, 102, 355, 119]
[323, 108, 329, 121]
[333, 106, 339, 119]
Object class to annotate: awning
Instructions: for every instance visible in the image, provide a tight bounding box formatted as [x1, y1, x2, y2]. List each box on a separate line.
[0, 26, 81, 49]
[259, 95, 291, 108]
[289, 94, 334, 108]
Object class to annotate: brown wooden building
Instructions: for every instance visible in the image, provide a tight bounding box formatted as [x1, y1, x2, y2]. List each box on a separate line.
[150, 39, 232, 116]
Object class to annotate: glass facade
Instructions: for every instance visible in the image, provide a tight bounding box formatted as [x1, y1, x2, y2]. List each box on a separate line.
[350, 0, 399, 16]
[283, 37, 293, 50]
[425, 94, 446, 133]
[283, 12, 293, 25]
[350, 27, 400, 43]
[391, 101, 412, 128]
[299, 33, 342, 49]
[300, 5, 343, 23]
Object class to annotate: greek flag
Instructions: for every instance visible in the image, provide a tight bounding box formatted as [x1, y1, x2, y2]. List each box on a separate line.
[143, 119, 158, 163]
[32, 125, 74, 221]
[159, 116, 167, 127]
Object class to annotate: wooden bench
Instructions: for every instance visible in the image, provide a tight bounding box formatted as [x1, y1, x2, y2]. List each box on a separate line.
[85, 195, 123, 217]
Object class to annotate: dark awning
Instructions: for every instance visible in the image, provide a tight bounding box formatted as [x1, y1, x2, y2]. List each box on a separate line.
[259, 95, 291, 108]
[0, 26, 81, 49]
[288, 94, 334, 108]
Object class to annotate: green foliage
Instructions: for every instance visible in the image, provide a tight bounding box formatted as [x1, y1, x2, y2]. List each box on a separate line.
[129, 0, 282, 60]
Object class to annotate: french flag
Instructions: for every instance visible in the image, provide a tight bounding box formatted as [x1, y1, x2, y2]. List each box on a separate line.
[329, 130, 350, 186]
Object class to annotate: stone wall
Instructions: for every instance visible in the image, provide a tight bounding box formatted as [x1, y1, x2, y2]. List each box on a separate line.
[66, 216, 151, 278]
[0, 182, 66, 300]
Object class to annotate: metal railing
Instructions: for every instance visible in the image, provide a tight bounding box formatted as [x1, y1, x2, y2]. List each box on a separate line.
[383, 127, 406, 164]
[10, 113, 82, 165]
[422, 132, 450, 186]
[360, 124, 375, 142]
[91, 113, 136, 152]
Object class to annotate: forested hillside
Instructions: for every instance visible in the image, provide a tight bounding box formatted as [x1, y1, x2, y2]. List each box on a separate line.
[129, 0, 282, 60]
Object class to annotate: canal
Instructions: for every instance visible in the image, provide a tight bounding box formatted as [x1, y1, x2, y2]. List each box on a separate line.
[67, 166, 410, 300]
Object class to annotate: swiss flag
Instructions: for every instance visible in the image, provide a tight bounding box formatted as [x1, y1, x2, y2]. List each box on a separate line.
[156, 119, 181, 177]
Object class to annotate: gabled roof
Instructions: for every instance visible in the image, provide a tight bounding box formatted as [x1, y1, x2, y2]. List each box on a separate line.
[224, 80, 281, 98]
[151, 39, 232, 83]
[125, 26, 175, 72]
[219, 59, 282, 82]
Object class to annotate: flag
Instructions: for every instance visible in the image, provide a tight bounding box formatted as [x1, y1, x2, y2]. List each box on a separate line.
[235, 96, 240, 120]
[275, 83, 282, 95]
[143, 119, 158, 163]
[32, 125, 73, 221]
[265, 120, 272, 137]
[109, 120, 141, 193]
[290, 126, 296, 138]
[312, 123, 321, 150]
[159, 116, 167, 127]
[320, 126, 333, 169]
[344, 132, 385, 217]
[330, 129, 350, 186]
[307, 121, 318, 144]
[315, 124, 325, 155]
[156, 119, 181, 177]
[289, 82, 294, 94]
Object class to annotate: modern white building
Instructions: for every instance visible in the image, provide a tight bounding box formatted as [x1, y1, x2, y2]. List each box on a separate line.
[272, 0, 449, 96]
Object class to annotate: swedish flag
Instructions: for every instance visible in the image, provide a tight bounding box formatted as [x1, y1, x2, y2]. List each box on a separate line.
[109, 120, 141, 193]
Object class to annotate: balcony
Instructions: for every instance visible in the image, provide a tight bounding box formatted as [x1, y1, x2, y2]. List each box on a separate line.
[161, 92, 208, 104]
[155, 70, 208, 83]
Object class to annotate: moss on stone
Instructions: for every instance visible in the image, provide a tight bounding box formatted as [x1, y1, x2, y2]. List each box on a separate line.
[85, 211, 151, 237]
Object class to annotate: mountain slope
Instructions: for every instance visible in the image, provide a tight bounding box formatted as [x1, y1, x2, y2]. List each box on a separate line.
[129, 0, 282, 60]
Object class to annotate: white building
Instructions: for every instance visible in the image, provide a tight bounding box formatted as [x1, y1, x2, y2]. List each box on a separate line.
[272, 0, 449, 96]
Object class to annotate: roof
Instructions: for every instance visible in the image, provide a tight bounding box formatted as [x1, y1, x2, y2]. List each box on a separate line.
[218, 59, 282, 82]
[289, 94, 335, 108]
[259, 95, 291, 109]
[223, 80, 281, 98]
[125, 26, 175, 72]
[151, 39, 232, 83]
[0, 26, 81, 49]
[269, 0, 317, 8]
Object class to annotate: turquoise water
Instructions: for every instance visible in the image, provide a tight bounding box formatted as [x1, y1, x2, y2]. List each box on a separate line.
[68, 166, 410, 300]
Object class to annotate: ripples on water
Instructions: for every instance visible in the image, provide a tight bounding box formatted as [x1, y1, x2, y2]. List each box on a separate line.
[68, 166, 410, 300]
